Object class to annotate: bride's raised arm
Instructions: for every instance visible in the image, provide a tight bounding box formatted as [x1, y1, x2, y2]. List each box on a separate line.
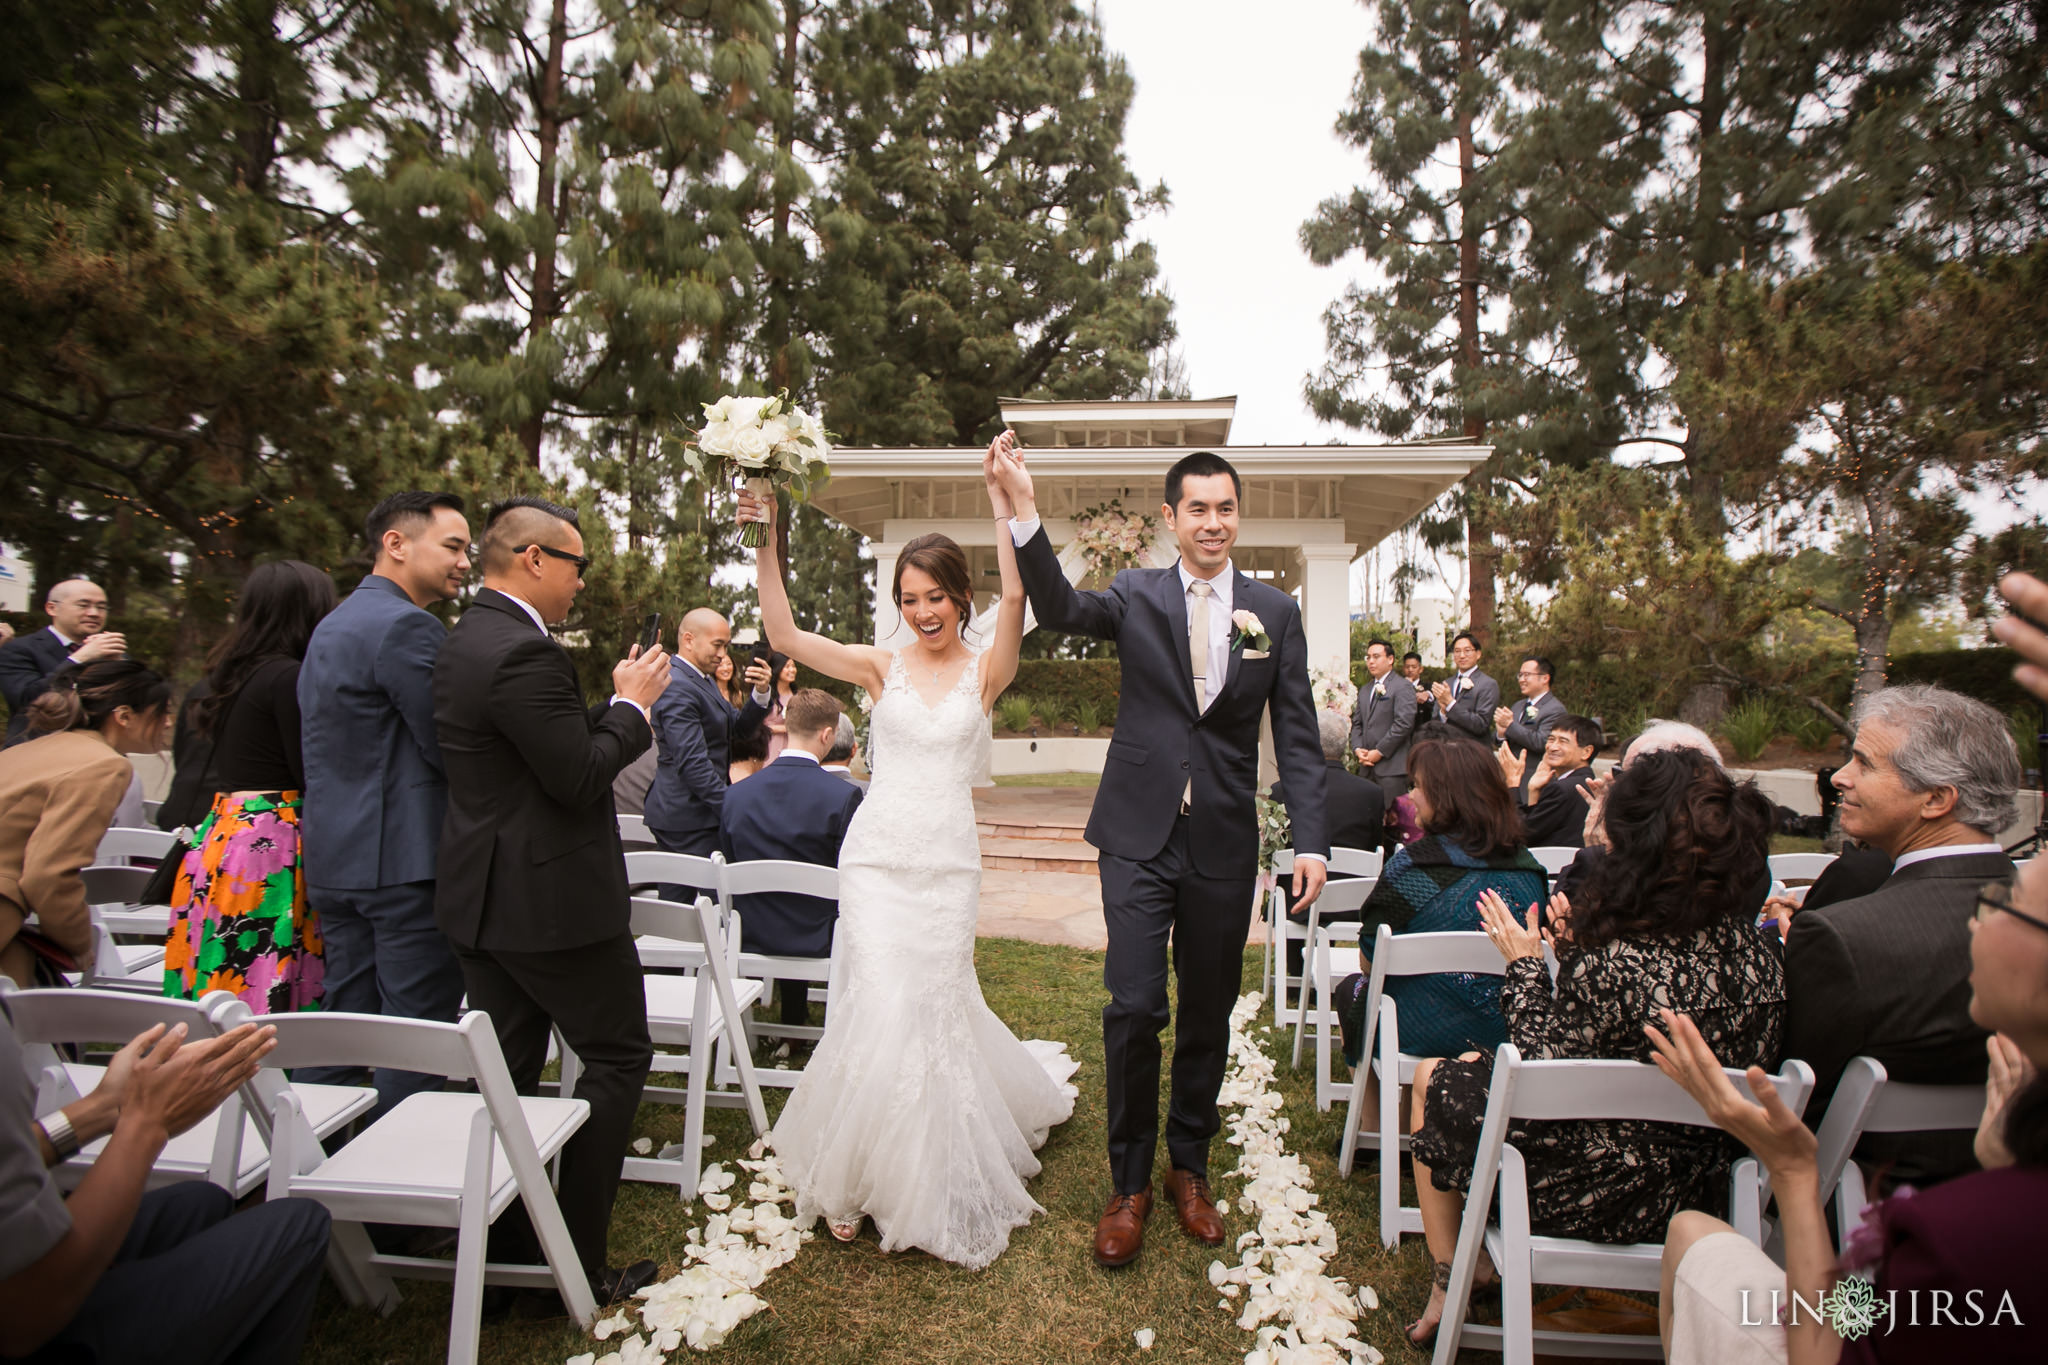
[979, 431, 1028, 712]
[737, 489, 891, 700]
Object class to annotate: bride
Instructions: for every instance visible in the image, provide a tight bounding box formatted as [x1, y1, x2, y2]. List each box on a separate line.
[736, 430, 1078, 1270]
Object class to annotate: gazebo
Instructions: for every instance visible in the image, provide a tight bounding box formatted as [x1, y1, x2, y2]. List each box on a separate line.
[807, 397, 1490, 676]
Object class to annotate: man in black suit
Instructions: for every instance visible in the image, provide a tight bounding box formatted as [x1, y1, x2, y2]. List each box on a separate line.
[431, 496, 670, 1304]
[1401, 651, 1431, 733]
[1503, 712, 1601, 849]
[719, 689, 864, 1027]
[1429, 631, 1498, 743]
[0, 580, 124, 741]
[1493, 655, 1568, 802]
[643, 608, 771, 857]
[1783, 683, 2022, 1189]
[1000, 447, 1329, 1268]
[1350, 638, 1417, 829]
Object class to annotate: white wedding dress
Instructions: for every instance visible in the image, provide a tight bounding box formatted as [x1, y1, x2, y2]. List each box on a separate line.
[771, 648, 1079, 1269]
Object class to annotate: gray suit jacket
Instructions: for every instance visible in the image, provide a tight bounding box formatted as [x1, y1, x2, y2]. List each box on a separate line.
[1500, 691, 1569, 798]
[1349, 674, 1418, 778]
[1783, 848, 2011, 1188]
[298, 575, 449, 890]
[1436, 668, 1499, 742]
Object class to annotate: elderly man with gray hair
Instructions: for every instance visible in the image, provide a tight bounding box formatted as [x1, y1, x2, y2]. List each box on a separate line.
[1272, 711, 1387, 987]
[1783, 683, 2022, 1190]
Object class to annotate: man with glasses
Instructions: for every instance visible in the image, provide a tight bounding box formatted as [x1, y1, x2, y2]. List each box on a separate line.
[1494, 655, 1566, 801]
[0, 579, 125, 742]
[1429, 631, 1497, 742]
[1782, 683, 2022, 1190]
[431, 495, 671, 1310]
[1350, 638, 1417, 821]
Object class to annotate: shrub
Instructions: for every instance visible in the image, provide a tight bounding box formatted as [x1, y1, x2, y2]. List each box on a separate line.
[1787, 708, 1837, 751]
[1075, 700, 1102, 734]
[1722, 698, 1780, 762]
[995, 694, 1034, 732]
[1034, 695, 1068, 729]
[1006, 658, 1121, 723]
[2011, 706, 2043, 773]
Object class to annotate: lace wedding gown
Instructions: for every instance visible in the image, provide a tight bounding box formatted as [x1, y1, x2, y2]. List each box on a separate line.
[771, 649, 1079, 1269]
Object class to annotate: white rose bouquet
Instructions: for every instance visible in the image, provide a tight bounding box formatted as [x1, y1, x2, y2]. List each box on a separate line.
[685, 392, 833, 548]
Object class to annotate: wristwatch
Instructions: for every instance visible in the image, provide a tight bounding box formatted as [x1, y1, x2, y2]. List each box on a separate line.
[37, 1107, 80, 1161]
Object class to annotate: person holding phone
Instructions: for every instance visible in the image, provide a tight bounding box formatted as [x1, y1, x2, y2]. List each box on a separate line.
[641, 607, 773, 858]
[761, 649, 800, 762]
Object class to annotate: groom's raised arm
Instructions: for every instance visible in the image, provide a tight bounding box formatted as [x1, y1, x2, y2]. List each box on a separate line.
[1010, 519, 1126, 641]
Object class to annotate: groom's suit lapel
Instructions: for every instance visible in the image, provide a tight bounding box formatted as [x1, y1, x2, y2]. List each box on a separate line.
[1157, 567, 1200, 715]
[1215, 570, 1259, 709]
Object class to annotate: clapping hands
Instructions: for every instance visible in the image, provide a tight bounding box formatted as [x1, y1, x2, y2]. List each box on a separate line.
[1977, 1033, 2036, 1170]
[1495, 742, 1526, 788]
[1476, 887, 1568, 962]
[1644, 1009, 1817, 1181]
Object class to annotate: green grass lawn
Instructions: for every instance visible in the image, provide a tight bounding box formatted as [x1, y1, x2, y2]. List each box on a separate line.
[299, 939, 1462, 1365]
[991, 772, 1102, 788]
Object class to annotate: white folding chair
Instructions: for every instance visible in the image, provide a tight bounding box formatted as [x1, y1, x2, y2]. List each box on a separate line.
[77, 863, 174, 962]
[617, 813, 659, 852]
[1287, 873, 1379, 1085]
[1259, 849, 1295, 1025]
[1333, 925, 1506, 1246]
[1809, 1056, 1985, 1239]
[604, 875, 770, 1200]
[87, 827, 180, 938]
[1767, 852, 1837, 884]
[723, 857, 840, 1081]
[627, 849, 723, 968]
[4, 984, 374, 1197]
[1527, 846, 1579, 879]
[1432, 1043, 1813, 1365]
[95, 825, 178, 864]
[216, 999, 598, 1363]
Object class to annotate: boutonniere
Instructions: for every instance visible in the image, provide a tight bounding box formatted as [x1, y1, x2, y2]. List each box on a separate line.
[1372, 680, 1386, 698]
[1229, 608, 1271, 655]
[1524, 702, 1539, 721]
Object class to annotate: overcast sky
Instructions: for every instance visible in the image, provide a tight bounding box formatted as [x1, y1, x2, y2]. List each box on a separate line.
[1092, 0, 1376, 446]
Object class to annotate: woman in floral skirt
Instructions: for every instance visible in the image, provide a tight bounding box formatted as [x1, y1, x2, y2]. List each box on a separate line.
[164, 560, 336, 1012]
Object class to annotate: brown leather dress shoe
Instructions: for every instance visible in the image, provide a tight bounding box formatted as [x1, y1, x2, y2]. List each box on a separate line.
[1092, 1185, 1153, 1267]
[1163, 1167, 1226, 1246]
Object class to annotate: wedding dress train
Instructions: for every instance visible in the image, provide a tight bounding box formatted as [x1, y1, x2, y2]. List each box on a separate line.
[770, 649, 1079, 1270]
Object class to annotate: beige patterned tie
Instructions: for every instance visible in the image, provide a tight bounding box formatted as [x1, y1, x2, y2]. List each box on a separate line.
[1184, 580, 1213, 809]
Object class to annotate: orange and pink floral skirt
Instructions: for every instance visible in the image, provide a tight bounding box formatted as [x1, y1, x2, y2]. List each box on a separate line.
[163, 791, 323, 1013]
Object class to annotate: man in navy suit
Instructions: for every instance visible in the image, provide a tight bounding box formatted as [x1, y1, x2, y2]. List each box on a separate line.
[719, 689, 864, 1026]
[0, 579, 124, 741]
[1001, 446, 1329, 1268]
[643, 608, 771, 857]
[297, 492, 473, 1112]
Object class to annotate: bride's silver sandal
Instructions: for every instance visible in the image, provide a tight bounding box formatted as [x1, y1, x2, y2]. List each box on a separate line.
[827, 1215, 862, 1242]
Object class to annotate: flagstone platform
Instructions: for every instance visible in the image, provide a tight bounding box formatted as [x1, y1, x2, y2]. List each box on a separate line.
[973, 786, 1106, 949]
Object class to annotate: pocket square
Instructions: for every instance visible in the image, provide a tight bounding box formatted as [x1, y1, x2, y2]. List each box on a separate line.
[1242, 649, 1270, 660]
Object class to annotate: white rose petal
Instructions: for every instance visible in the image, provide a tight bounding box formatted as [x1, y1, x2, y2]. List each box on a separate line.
[1134, 1328, 1156, 1350]
[631, 1137, 653, 1155]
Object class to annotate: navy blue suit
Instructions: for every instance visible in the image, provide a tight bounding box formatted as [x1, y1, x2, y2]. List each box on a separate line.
[643, 658, 768, 856]
[1017, 527, 1328, 1191]
[296, 574, 463, 1110]
[0, 627, 77, 741]
[719, 753, 864, 1025]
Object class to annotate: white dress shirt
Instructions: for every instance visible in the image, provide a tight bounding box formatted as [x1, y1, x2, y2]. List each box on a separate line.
[1891, 842, 2005, 872]
[497, 588, 650, 724]
[777, 749, 820, 765]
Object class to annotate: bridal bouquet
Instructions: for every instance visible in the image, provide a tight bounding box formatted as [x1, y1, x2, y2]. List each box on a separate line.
[685, 393, 833, 547]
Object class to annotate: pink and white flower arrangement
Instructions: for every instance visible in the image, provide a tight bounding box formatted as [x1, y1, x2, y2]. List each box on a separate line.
[1069, 499, 1158, 582]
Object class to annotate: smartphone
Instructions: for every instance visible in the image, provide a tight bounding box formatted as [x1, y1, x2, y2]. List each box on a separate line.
[637, 612, 661, 653]
[749, 639, 772, 665]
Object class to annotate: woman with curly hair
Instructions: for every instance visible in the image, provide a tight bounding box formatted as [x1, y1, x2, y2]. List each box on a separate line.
[1401, 747, 1788, 1344]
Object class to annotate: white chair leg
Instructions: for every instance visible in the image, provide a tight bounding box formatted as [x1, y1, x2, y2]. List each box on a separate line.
[327, 1218, 400, 1314]
[1496, 1147, 1536, 1365]
[1337, 1059, 1370, 1179]
[448, 1106, 494, 1365]
[679, 1040, 709, 1202]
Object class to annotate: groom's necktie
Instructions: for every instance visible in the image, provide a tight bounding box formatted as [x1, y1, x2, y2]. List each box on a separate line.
[1184, 580, 1213, 810]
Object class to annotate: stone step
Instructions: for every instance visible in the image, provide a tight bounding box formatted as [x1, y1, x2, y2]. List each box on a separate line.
[979, 835, 1099, 876]
[975, 820, 1090, 841]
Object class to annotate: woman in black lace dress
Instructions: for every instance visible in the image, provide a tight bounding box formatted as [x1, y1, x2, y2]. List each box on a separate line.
[1402, 749, 1787, 1344]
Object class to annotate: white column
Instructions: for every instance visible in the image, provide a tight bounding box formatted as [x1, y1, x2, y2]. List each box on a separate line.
[870, 541, 903, 646]
[1296, 542, 1358, 676]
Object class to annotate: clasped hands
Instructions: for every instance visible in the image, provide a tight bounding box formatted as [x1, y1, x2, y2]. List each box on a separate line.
[59, 1021, 278, 1156]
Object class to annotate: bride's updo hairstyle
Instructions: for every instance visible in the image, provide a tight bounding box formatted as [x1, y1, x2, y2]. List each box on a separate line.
[893, 534, 975, 637]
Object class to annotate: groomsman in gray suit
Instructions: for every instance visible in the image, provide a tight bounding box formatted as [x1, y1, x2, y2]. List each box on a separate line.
[1493, 655, 1568, 800]
[1430, 631, 1499, 742]
[1349, 638, 1416, 811]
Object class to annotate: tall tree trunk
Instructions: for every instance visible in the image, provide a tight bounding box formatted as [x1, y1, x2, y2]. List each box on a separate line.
[1848, 487, 1893, 718]
[1455, 3, 1495, 640]
[518, 0, 572, 466]
[768, 1, 801, 390]
[231, 1, 283, 193]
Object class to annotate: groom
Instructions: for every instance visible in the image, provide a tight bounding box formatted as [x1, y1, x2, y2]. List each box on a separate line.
[996, 444, 1329, 1267]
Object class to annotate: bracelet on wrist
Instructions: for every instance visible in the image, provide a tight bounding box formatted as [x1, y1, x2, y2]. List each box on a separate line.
[38, 1107, 81, 1161]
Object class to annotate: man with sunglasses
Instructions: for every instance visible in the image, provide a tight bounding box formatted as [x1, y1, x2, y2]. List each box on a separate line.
[1782, 683, 2022, 1191]
[431, 495, 671, 1311]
